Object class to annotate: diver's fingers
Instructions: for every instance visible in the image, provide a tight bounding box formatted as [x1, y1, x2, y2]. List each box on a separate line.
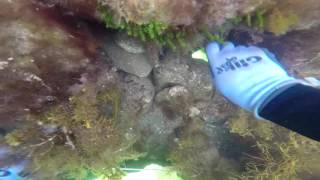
[206, 42, 221, 63]
[221, 42, 235, 52]
[234, 45, 248, 53]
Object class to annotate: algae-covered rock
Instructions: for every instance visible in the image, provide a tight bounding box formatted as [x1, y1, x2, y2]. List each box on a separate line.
[103, 34, 153, 77]
[136, 105, 183, 157]
[120, 74, 155, 120]
[153, 52, 190, 88]
[98, 0, 268, 27]
[38, 0, 320, 39]
[271, 0, 320, 31]
[155, 86, 192, 116]
[153, 52, 213, 101]
[265, 8, 299, 35]
[0, 0, 97, 129]
[169, 118, 223, 180]
[38, 0, 98, 18]
[114, 32, 146, 54]
[258, 26, 320, 78]
[4, 81, 143, 179]
[197, 93, 238, 125]
[260, 27, 320, 77]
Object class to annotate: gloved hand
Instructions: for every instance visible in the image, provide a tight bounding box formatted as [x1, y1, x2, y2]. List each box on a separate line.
[206, 42, 302, 118]
[0, 147, 26, 180]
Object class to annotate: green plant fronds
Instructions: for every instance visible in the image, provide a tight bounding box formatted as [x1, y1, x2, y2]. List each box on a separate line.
[5, 129, 27, 147]
[255, 9, 267, 29]
[97, 87, 121, 122]
[231, 16, 243, 26]
[99, 5, 189, 51]
[241, 9, 267, 30]
[230, 9, 268, 31]
[246, 14, 252, 27]
[201, 28, 225, 44]
[99, 5, 231, 51]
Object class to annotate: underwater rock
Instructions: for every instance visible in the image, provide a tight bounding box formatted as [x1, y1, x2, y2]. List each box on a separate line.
[136, 105, 183, 156]
[188, 60, 215, 100]
[98, 0, 268, 27]
[275, 0, 320, 31]
[114, 32, 146, 54]
[120, 75, 155, 120]
[261, 0, 320, 35]
[155, 86, 192, 116]
[153, 52, 189, 88]
[153, 52, 213, 101]
[229, 26, 320, 78]
[258, 26, 320, 78]
[36, 0, 98, 19]
[197, 93, 239, 125]
[0, 0, 97, 128]
[95, 64, 120, 90]
[169, 118, 222, 180]
[103, 35, 153, 77]
[37, 0, 320, 37]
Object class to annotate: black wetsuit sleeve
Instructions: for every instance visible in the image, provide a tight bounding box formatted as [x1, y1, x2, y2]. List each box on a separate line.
[260, 84, 320, 141]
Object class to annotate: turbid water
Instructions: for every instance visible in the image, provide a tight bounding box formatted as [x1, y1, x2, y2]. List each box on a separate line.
[1, 0, 320, 180]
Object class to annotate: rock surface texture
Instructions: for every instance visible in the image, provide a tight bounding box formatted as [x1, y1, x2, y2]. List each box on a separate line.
[98, 0, 268, 26]
[153, 52, 213, 101]
[120, 74, 155, 120]
[229, 26, 320, 78]
[0, 0, 98, 129]
[103, 33, 153, 77]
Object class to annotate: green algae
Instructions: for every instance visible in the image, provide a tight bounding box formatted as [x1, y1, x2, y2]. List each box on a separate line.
[99, 5, 229, 52]
[265, 9, 299, 35]
[4, 84, 143, 179]
[234, 8, 299, 35]
[99, 5, 188, 51]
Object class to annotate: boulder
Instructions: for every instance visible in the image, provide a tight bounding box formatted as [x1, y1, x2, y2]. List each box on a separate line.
[196, 93, 239, 125]
[103, 35, 153, 77]
[153, 52, 213, 101]
[229, 26, 320, 78]
[155, 85, 192, 116]
[99, 0, 268, 27]
[120, 75, 155, 120]
[276, 0, 320, 31]
[35, 0, 98, 19]
[0, 0, 98, 128]
[136, 105, 183, 156]
[114, 32, 145, 54]
[259, 26, 320, 78]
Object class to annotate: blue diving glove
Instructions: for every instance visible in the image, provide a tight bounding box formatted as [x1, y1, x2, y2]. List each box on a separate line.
[206, 42, 303, 118]
[0, 147, 27, 180]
